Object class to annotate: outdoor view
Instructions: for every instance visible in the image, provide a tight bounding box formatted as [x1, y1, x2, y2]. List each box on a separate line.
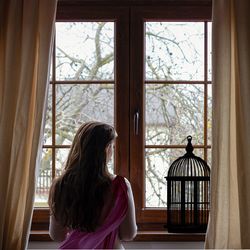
[35, 21, 212, 208]
[145, 22, 212, 207]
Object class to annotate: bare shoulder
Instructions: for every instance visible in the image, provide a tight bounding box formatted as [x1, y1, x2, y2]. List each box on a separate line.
[123, 177, 131, 187]
[118, 177, 137, 241]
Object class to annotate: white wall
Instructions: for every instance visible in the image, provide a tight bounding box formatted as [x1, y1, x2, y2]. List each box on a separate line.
[28, 241, 204, 249]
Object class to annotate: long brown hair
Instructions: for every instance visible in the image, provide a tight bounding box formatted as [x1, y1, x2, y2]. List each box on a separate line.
[48, 121, 116, 232]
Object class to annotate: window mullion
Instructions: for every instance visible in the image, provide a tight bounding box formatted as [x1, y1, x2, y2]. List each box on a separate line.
[130, 7, 145, 223]
[52, 38, 56, 180]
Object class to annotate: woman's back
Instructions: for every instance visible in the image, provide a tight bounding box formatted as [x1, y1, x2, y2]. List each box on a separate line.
[48, 122, 137, 249]
[50, 175, 137, 249]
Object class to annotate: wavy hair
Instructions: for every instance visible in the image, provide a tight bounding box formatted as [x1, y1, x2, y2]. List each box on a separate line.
[48, 121, 116, 232]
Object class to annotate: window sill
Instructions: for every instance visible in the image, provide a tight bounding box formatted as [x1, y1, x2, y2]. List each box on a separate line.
[29, 230, 205, 242]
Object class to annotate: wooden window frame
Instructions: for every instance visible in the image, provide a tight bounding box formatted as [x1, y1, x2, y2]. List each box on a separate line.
[32, 4, 130, 233]
[31, 0, 211, 241]
[129, 5, 212, 231]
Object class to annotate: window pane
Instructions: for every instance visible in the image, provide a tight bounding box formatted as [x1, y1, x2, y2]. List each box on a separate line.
[145, 22, 204, 81]
[49, 59, 53, 81]
[56, 84, 114, 145]
[145, 148, 204, 207]
[56, 22, 114, 81]
[207, 148, 212, 168]
[107, 151, 114, 174]
[56, 148, 114, 176]
[207, 84, 212, 145]
[35, 148, 52, 206]
[43, 85, 52, 145]
[145, 84, 204, 145]
[56, 148, 70, 176]
[208, 22, 212, 81]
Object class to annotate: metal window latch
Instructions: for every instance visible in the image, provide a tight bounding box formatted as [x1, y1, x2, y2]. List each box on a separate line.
[134, 111, 139, 135]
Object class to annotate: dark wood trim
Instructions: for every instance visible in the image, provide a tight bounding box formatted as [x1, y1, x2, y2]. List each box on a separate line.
[57, 6, 130, 21]
[145, 80, 212, 84]
[130, 5, 145, 223]
[56, 1, 212, 20]
[52, 80, 115, 84]
[138, 209, 167, 223]
[204, 21, 208, 161]
[134, 6, 211, 21]
[31, 209, 50, 231]
[57, 0, 212, 8]
[114, 9, 130, 178]
[48, 40, 56, 178]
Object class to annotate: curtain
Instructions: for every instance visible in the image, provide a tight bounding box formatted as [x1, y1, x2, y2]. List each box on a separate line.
[205, 0, 250, 248]
[0, 0, 57, 249]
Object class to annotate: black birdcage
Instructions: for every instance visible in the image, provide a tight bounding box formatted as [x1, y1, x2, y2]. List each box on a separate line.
[165, 136, 210, 233]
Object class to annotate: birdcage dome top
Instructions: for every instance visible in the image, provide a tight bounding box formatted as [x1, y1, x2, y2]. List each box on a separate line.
[167, 136, 210, 177]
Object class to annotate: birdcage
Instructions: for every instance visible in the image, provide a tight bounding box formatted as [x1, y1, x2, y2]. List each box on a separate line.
[165, 136, 210, 233]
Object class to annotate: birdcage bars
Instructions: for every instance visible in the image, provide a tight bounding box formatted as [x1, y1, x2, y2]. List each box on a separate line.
[165, 136, 210, 233]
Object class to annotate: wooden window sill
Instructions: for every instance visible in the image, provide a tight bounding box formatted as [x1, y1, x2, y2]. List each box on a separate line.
[29, 230, 205, 242]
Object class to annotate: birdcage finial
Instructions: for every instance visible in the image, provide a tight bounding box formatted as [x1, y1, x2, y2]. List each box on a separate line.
[185, 135, 194, 155]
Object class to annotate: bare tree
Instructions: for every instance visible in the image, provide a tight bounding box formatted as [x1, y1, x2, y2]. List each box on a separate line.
[38, 22, 211, 207]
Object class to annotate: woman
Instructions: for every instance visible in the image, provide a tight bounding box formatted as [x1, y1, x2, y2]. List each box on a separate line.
[48, 121, 137, 249]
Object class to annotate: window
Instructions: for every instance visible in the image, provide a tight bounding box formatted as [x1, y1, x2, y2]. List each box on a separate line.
[36, 21, 116, 206]
[129, 8, 211, 229]
[32, 1, 212, 236]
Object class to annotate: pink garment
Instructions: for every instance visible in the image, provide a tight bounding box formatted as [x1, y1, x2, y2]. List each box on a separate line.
[59, 176, 128, 249]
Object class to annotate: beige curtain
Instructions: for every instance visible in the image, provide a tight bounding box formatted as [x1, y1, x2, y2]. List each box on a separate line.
[0, 0, 57, 249]
[205, 0, 250, 248]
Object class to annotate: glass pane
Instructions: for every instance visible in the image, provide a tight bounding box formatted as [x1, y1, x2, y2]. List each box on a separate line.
[56, 148, 114, 175]
[145, 148, 204, 207]
[56, 22, 114, 81]
[56, 84, 114, 145]
[107, 149, 114, 174]
[208, 22, 212, 81]
[145, 22, 204, 81]
[49, 58, 53, 81]
[207, 84, 212, 145]
[207, 148, 212, 168]
[56, 148, 70, 176]
[145, 84, 204, 145]
[35, 148, 52, 206]
[43, 85, 52, 145]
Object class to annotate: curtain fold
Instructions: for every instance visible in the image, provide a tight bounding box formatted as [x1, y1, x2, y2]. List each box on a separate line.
[0, 0, 57, 249]
[205, 0, 250, 248]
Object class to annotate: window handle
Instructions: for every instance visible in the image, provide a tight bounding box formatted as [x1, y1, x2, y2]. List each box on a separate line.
[134, 111, 139, 135]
